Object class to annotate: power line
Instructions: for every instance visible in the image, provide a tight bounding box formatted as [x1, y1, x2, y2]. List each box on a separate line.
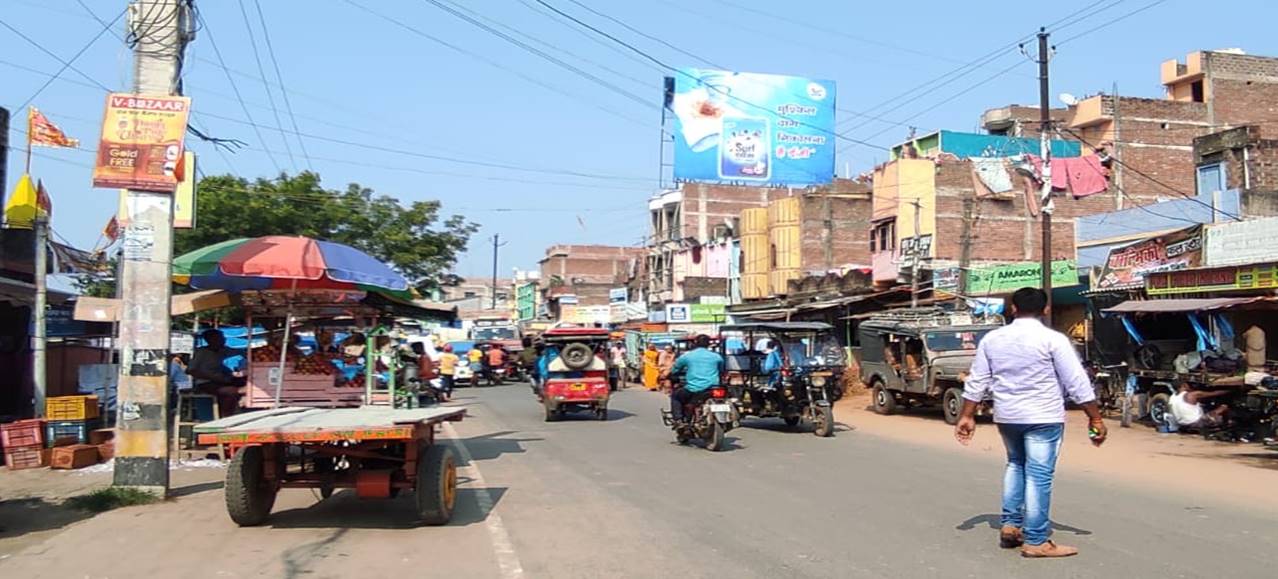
[340, 0, 656, 129]
[0, 15, 113, 93]
[418, 0, 658, 111]
[559, 0, 723, 69]
[236, 0, 297, 170]
[530, 0, 889, 152]
[14, 8, 124, 110]
[252, 0, 313, 171]
[193, 8, 283, 173]
[1057, 0, 1171, 46]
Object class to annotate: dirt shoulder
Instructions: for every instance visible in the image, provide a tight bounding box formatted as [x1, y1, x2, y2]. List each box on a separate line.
[837, 392, 1278, 513]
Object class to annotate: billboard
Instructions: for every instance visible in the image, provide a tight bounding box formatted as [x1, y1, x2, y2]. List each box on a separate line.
[117, 151, 196, 228]
[1205, 217, 1278, 267]
[516, 282, 536, 321]
[93, 93, 191, 192]
[670, 69, 836, 187]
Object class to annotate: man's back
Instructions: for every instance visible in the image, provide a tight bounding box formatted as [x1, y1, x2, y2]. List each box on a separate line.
[963, 317, 1093, 424]
[672, 348, 723, 392]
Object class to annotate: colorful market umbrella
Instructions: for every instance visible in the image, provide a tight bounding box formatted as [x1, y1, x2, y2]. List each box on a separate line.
[173, 236, 410, 297]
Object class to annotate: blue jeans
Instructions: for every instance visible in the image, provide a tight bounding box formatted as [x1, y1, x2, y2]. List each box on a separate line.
[997, 423, 1064, 546]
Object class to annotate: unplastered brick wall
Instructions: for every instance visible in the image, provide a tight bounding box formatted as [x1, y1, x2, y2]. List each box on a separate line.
[798, 189, 872, 270]
[931, 161, 1076, 264]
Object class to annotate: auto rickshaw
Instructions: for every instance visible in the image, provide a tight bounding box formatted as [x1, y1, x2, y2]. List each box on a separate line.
[718, 322, 844, 437]
[537, 327, 612, 421]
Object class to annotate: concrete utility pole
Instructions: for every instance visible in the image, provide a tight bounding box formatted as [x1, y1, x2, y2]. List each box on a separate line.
[490, 234, 506, 310]
[957, 195, 975, 300]
[1036, 28, 1054, 325]
[33, 213, 47, 417]
[910, 198, 922, 308]
[114, 0, 188, 493]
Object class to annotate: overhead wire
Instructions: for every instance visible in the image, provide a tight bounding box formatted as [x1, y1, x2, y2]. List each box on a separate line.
[559, 0, 723, 69]
[0, 15, 113, 93]
[236, 0, 297, 170]
[252, 0, 313, 171]
[193, 8, 283, 173]
[1056, 0, 1172, 46]
[13, 8, 124, 111]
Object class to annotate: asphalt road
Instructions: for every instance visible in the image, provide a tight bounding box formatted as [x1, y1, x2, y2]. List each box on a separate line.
[2, 383, 1275, 578]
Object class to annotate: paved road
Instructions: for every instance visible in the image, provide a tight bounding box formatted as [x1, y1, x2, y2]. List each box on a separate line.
[3, 383, 1275, 578]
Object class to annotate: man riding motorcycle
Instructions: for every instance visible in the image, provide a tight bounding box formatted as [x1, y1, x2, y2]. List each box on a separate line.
[668, 334, 725, 426]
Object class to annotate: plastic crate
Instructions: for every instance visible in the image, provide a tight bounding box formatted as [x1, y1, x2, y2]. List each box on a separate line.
[4, 445, 47, 470]
[46, 395, 100, 421]
[44, 419, 100, 446]
[1, 419, 46, 448]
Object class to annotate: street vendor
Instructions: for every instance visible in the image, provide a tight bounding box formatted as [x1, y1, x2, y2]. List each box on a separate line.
[187, 329, 245, 416]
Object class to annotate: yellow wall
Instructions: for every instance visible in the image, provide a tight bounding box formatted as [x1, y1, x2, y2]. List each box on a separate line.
[893, 159, 936, 251]
[871, 163, 898, 221]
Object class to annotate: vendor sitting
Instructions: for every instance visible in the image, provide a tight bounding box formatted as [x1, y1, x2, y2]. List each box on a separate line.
[1169, 382, 1234, 431]
[187, 329, 245, 417]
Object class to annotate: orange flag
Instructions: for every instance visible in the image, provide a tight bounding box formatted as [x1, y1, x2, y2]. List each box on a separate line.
[28, 107, 79, 148]
[35, 179, 52, 217]
[103, 215, 120, 242]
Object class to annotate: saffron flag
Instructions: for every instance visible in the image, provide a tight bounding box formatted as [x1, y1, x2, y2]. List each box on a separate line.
[36, 179, 52, 217]
[104, 215, 120, 242]
[29, 107, 79, 148]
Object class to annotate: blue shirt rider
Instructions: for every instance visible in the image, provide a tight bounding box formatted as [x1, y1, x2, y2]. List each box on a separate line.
[761, 339, 783, 389]
[669, 334, 725, 424]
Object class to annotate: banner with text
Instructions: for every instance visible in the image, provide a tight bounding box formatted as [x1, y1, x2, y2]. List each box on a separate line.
[1097, 225, 1203, 291]
[92, 93, 191, 192]
[671, 69, 836, 187]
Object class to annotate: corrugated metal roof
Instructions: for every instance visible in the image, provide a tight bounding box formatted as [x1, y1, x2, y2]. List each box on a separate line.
[1103, 297, 1266, 313]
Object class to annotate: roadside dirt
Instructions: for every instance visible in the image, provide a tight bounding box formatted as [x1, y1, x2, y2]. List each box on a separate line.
[836, 392, 1278, 512]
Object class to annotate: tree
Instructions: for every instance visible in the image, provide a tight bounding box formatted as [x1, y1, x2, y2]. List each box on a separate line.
[175, 172, 478, 292]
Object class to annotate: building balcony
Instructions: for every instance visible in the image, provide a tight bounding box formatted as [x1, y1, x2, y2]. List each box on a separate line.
[1068, 95, 1114, 129]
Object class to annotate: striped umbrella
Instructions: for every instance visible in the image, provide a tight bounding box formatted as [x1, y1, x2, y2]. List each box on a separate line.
[173, 236, 411, 298]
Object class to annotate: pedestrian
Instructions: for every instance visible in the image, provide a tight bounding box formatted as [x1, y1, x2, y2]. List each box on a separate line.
[955, 287, 1106, 558]
[437, 344, 458, 401]
[467, 345, 484, 388]
[643, 343, 660, 391]
[610, 342, 627, 390]
[658, 344, 677, 393]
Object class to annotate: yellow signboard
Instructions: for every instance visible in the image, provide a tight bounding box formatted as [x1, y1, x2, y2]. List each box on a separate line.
[117, 151, 196, 228]
[92, 93, 191, 192]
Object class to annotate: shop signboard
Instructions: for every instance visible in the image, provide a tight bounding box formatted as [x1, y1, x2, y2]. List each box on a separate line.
[1096, 225, 1203, 291]
[965, 260, 1079, 296]
[1145, 262, 1278, 295]
[516, 282, 536, 321]
[670, 69, 836, 187]
[92, 94, 192, 192]
[608, 288, 628, 304]
[665, 303, 692, 324]
[560, 305, 610, 326]
[690, 303, 726, 323]
[1205, 217, 1278, 267]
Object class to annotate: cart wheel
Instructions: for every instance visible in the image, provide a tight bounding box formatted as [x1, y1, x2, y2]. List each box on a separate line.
[1149, 392, 1171, 425]
[225, 446, 277, 527]
[415, 445, 457, 526]
[706, 420, 725, 452]
[543, 399, 558, 422]
[595, 405, 608, 421]
[871, 382, 897, 415]
[813, 406, 835, 438]
[783, 415, 801, 429]
[942, 387, 964, 426]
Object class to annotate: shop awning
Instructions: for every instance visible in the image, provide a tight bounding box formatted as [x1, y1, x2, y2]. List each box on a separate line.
[73, 289, 232, 322]
[1102, 297, 1268, 314]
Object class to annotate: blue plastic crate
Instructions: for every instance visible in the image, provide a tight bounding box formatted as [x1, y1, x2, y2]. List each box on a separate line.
[45, 418, 101, 446]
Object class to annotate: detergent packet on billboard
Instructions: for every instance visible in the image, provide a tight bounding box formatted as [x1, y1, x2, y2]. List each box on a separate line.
[719, 117, 770, 181]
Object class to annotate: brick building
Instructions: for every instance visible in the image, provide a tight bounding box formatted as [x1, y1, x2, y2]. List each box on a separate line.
[1193, 125, 1278, 215]
[440, 277, 513, 309]
[539, 244, 644, 308]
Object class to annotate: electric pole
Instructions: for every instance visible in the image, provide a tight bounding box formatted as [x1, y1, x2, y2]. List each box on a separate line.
[114, 0, 189, 493]
[1036, 28, 1054, 324]
[957, 195, 975, 300]
[910, 198, 922, 308]
[33, 213, 47, 417]
[490, 234, 506, 310]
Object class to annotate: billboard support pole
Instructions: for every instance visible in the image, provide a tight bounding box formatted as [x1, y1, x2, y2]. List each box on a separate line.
[113, 0, 186, 494]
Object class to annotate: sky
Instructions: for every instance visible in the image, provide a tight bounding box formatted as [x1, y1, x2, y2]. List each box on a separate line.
[2, 0, 1274, 280]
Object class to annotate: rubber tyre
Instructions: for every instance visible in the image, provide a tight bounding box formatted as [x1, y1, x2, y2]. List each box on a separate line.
[1149, 392, 1171, 425]
[706, 420, 725, 452]
[225, 446, 277, 527]
[813, 406, 835, 438]
[415, 445, 457, 526]
[871, 382, 897, 415]
[561, 342, 595, 370]
[543, 398, 558, 422]
[784, 415, 801, 428]
[942, 387, 964, 426]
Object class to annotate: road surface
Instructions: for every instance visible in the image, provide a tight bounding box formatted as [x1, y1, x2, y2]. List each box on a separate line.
[2, 383, 1274, 578]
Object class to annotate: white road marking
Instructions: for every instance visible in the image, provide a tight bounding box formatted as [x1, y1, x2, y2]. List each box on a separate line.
[442, 422, 525, 579]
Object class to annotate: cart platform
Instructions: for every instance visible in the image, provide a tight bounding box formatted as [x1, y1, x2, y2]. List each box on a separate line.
[195, 406, 465, 445]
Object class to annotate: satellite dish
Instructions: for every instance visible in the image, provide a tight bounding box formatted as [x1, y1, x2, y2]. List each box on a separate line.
[1059, 93, 1079, 106]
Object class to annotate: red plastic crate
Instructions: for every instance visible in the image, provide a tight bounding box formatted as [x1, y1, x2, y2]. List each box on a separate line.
[1, 419, 46, 448]
[4, 445, 46, 470]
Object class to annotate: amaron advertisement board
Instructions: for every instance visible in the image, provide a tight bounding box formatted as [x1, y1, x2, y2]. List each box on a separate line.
[92, 94, 191, 192]
[516, 283, 536, 321]
[670, 69, 836, 187]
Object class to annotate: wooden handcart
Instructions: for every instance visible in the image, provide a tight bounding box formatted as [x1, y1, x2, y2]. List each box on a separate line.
[195, 406, 465, 526]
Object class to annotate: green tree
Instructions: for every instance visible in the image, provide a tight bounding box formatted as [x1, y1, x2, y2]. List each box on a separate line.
[175, 172, 478, 292]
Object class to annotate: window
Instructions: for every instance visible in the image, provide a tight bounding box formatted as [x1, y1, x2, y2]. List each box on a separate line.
[871, 220, 896, 253]
[463, 291, 477, 299]
[1197, 163, 1226, 195]
[1191, 80, 1204, 103]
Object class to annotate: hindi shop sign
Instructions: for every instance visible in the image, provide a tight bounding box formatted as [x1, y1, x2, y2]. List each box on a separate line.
[670, 69, 836, 187]
[92, 94, 192, 192]
[1097, 225, 1203, 291]
[966, 260, 1079, 296]
[1145, 262, 1278, 295]
[1205, 217, 1278, 267]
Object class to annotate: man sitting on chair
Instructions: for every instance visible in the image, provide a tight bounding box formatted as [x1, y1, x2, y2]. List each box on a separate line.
[187, 329, 245, 417]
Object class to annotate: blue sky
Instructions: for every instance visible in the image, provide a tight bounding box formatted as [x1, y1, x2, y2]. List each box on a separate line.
[2, 0, 1272, 278]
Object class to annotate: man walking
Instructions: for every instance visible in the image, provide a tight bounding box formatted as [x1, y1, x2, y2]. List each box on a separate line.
[955, 287, 1106, 558]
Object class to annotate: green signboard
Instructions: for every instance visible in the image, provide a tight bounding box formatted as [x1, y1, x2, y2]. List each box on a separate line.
[965, 260, 1079, 296]
[689, 303, 726, 323]
[516, 283, 536, 321]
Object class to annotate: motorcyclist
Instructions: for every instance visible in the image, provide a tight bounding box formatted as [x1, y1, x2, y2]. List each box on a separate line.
[669, 334, 725, 426]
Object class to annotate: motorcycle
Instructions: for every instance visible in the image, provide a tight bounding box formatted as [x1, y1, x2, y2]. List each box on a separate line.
[661, 384, 739, 452]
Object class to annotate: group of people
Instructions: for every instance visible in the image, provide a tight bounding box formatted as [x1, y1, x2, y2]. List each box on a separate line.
[641, 343, 679, 392]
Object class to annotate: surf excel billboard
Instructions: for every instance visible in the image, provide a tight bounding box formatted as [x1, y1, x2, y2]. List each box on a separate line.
[670, 69, 836, 187]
